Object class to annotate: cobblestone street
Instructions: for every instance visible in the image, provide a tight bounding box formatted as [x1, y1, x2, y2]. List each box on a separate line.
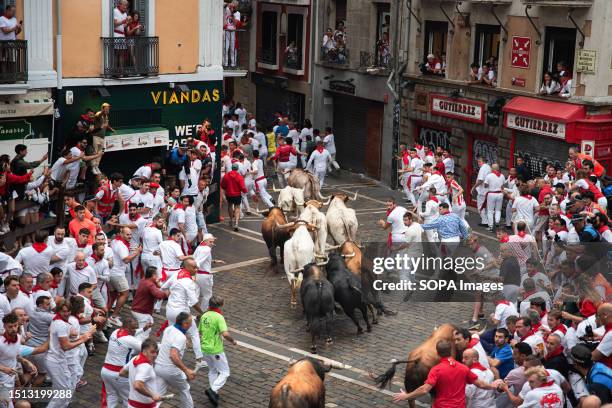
[72, 171, 498, 407]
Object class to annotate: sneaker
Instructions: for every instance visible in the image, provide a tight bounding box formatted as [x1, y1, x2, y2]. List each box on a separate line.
[205, 388, 219, 407]
[94, 331, 108, 343]
[332, 161, 340, 170]
[48, 211, 57, 218]
[107, 316, 122, 327]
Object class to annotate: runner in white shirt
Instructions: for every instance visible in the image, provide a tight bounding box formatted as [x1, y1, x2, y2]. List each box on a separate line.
[238, 155, 255, 215]
[119, 338, 161, 407]
[395, 212, 424, 289]
[101, 317, 150, 407]
[512, 186, 540, 232]
[442, 152, 455, 174]
[504, 169, 520, 229]
[159, 229, 190, 282]
[130, 182, 155, 219]
[46, 299, 94, 408]
[116, 204, 147, 290]
[471, 157, 492, 226]
[417, 164, 448, 205]
[378, 198, 408, 244]
[15, 231, 59, 279]
[402, 149, 424, 207]
[490, 295, 519, 329]
[140, 215, 164, 273]
[132, 162, 161, 181]
[155, 312, 199, 408]
[483, 164, 506, 232]
[179, 151, 202, 197]
[87, 243, 109, 312]
[3, 276, 30, 312]
[184, 202, 198, 247]
[192, 234, 225, 310]
[168, 198, 187, 236]
[516, 367, 564, 408]
[463, 349, 495, 408]
[47, 227, 77, 273]
[159, 260, 204, 365]
[419, 188, 440, 242]
[445, 172, 466, 222]
[251, 151, 274, 208]
[65, 252, 97, 296]
[194, 178, 210, 237]
[108, 228, 141, 327]
[323, 127, 339, 171]
[306, 141, 332, 187]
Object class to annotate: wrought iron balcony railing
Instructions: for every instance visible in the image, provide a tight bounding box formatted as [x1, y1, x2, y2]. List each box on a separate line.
[0, 40, 27, 83]
[284, 49, 303, 71]
[359, 50, 394, 71]
[102, 36, 159, 78]
[320, 46, 349, 66]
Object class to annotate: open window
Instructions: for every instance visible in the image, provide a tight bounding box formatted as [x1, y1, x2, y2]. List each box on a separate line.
[422, 21, 447, 75]
[543, 27, 576, 78]
[284, 13, 304, 72]
[374, 3, 391, 67]
[260, 10, 278, 67]
[110, 0, 148, 35]
[474, 24, 500, 68]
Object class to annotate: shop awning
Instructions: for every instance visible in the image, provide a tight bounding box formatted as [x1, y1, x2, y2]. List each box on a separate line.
[0, 98, 54, 119]
[503, 96, 585, 122]
[103, 126, 169, 152]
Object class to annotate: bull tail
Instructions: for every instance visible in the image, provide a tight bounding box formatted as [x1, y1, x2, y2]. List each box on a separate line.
[371, 359, 411, 389]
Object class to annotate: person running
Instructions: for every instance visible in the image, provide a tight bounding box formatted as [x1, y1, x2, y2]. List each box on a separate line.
[471, 156, 492, 226]
[220, 162, 247, 231]
[251, 150, 274, 208]
[108, 227, 141, 327]
[483, 164, 506, 232]
[131, 266, 168, 336]
[306, 140, 332, 188]
[445, 172, 466, 222]
[119, 338, 161, 407]
[199, 295, 238, 407]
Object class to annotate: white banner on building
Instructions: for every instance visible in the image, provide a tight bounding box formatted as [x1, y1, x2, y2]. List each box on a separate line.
[104, 129, 169, 152]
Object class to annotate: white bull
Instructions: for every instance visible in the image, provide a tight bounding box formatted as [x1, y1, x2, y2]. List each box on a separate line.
[274, 185, 305, 218]
[299, 200, 328, 259]
[279, 220, 319, 306]
[326, 192, 359, 245]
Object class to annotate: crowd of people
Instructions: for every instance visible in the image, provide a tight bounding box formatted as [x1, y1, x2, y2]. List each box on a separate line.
[321, 21, 348, 64]
[389, 141, 611, 407]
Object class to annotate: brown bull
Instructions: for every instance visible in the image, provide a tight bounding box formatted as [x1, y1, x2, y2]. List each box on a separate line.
[372, 324, 457, 408]
[287, 169, 328, 201]
[261, 207, 291, 272]
[269, 357, 344, 408]
[339, 241, 396, 322]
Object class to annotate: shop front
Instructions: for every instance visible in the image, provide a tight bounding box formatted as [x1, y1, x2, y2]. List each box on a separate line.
[251, 73, 306, 127]
[503, 96, 612, 176]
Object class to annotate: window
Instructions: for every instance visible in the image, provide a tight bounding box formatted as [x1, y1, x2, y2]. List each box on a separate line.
[474, 25, 500, 67]
[335, 0, 347, 28]
[543, 27, 576, 77]
[285, 14, 304, 70]
[261, 11, 278, 65]
[374, 4, 391, 67]
[423, 21, 447, 62]
[110, 0, 147, 35]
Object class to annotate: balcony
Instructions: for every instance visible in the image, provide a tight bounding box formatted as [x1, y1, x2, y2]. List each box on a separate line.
[283, 49, 304, 75]
[0, 40, 27, 84]
[101, 37, 159, 79]
[359, 50, 394, 74]
[223, 29, 248, 72]
[319, 47, 349, 67]
[521, 0, 593, 6]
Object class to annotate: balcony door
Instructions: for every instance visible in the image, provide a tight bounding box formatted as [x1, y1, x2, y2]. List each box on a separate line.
[543, 27, 576, 75]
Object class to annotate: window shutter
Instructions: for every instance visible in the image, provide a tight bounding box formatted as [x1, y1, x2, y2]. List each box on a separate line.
[134, 0, 148, 33]
[7, 0, 16, 6]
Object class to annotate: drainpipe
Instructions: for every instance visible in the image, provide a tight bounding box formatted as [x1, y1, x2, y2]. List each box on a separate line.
[310, 0, 317, 123]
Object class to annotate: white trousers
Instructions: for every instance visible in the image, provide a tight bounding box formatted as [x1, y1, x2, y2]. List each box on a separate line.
[255, 178, 274, 208]
[101, 367, 129, 408]
[486, 192, 504, 228]
[132, 310, 154, 337]
[505, 200, 514, 227]
[452, 202, 466, 221]
[315, 170, 326, 188]
[196, 273, 213, 311]
[477, 193, 488, 224]
[241, 178, 254, 212]
[141, 253, 162, 274]
[166, 308, 204, 360]
[203, 352, 230, 393]
[404, 176, 423, 207]
[46, 359, 75, 408]
[155, 364, 193, 408]
[223, 31, 237, 67]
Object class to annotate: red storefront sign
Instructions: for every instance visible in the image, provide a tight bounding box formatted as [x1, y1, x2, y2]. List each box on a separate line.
[430, 94, 485, 124]
[511, 36, 531, 69]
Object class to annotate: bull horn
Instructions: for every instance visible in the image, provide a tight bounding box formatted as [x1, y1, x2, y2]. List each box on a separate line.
[276, 221, 295, 229]
[325, 244, 341, 251]
[316, 258, 328, 266]
[350, 192, 358, 201]
[340, 251, 356, 258]
[327, 361, 348, 370]
[271, 183, 281, 192]
[307, 223, 319, 230]
[317, 191, 331, 202]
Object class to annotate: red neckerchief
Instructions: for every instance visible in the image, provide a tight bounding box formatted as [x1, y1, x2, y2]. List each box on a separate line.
[32, 242, 47, 253]
[415, 144, 423, 150]
[129, 213, 141, 221]
[3, 332, 18, 344]
[466, 338, 479, 349]
[426, 151, 433, 156]
[176, 269, 192, 280]
[50, 281, 58, 289]
[114, 235, 130, 249]
[53, 313, 68, 322]
[32, 284, 44, 293]
[553, 226, 568, 233]
[598, 225, 610, 234]
[145, 163, 154, 169]
[492, 171, 502, 177]
[605, 322, 612, 334]
[132, 353, 150, 367]
[508, 176, 516, 182]
[19, 286, 31, 296]
[316, 146, 324, 153]
[208, 307, 223, 315]
[77, 241, 88, 248]
[429, 196, 439, 203]
[76, 262, 89, 270]
[91, 252, 102, 262]
[521, 194, 533, 200]
[496, 300, 510, 306]
[579, 298, 597, 318]
[533, 322, 542, 332]
[116, 329, 129, 338]
[517, 231, 526, 238]
[550, 324, 567, 335]
[539, 310, 546, 319]
[80, 113, 94, 123]
[199, 242, 210, 247]
[469, 362, 487, 372]
[500, 235, 509, 243]
[174, 203, 185, 211]
[519, 328, 535, 342]
[537, 380, 555, 388]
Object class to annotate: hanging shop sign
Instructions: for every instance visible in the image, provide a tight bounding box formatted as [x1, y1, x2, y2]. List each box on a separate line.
[430, 94, 485, 124]
[506, 113, 565, 139]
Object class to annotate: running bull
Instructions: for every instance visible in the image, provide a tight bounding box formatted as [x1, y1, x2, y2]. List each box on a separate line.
[300, 263, 335, 353]
[261, 207, 291, 272]
[325, 192, 358, 245]
[287, 169, 329, 201]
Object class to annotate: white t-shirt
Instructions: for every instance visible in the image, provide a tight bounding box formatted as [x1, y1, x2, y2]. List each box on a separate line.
[193, 244, 212, 273]
[47, 318, 70, 363]
[387, 206, 408, 241]
[159, 240, 184, 270]
[307, 149, 331, 172]
[400, 222, 424, 257]
[179, 159, 202, 196]
[465, 366, 495, 408]
[443, 157, 454, 174]
[118, 214, 147, 247]
[66, 146, 82, 188]
[142, 226, 163, 256]
[104, 328, 143, 367]
[161, 273, 199, 313]
[133, 165, 153, 180]
[420, 199, 440, 224]
[184, 206, 198, 238]
[512, 196, 539, 224]
[127, 356, 158, 405]
[476, 164, 492, 195]
[50, 157, 69, 183]
[109, 239, 130, 277]
[234, 108, 247, 126]
[0, 16, 18, 41]
[119, 183, 136, 202]
[420, 173, 447, 195]
[484, 172, 506, 192]
[0, 333, 29, 386]
[155, 325, 187, 368]
[595, 328, 612, 359]
[519, 377, 564, 408]
[323, 134, 336, 155]
[113, 8, 127, 37]
[493, 302, 519, 329]
[65, 262, 97, 296]
[47, 237, 76, 271]
[167, 207, 186, 232]
[131, 191, 155, 212]
[15, 246, 55, 277]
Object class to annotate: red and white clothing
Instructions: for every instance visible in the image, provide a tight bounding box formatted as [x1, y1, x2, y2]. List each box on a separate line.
[420, 172, 448, 199]
[505, 176, 519, 228]
[443, 156, 455, 174]
[492, 301, 519, 329]
[448, 179, 465, 220]
[0, 333, 27, 390]
[193, 243, 214, 310]
[110, 237, 131, 281]
[113, 6, 128, 37]
[127, 354, 159, 408]
[47, 236, 77, 272]
[595, 323, 612, 368]
[158, 240, 184, 280]
[101, 328, 147, 408]
[466, 337, 491, 368]
[130, 190, 155, 218]
[515, 330, 546, 356]
[306, 148, 332, 187]
[179, 159, 202, 197]
[4, 291, 30, 313]
[386, 206, 408, 243]
[95, 182, 119, 219]
[141, 225, 163, 273]
[404, 157, 424, 207]
[483, 171, 506, 229]
[133, 164, 154, 180]
[65, 261, 97, 296]
[15, 243, 55, 278]
[168, 204, 186, 233]
[519, 379, 564, 408]
[252, 158, 274, 208]
[574, 178, 607, 210]
[419, 198, 440, 242]
[465, 363, 495, 408]
[476, 163, 492, 225]
[512, 195, 539, 230]
[46, 316, 75, 408]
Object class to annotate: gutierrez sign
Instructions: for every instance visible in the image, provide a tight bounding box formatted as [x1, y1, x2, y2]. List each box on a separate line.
[430, 94, 485, 124]
[505, 113, 566, 139]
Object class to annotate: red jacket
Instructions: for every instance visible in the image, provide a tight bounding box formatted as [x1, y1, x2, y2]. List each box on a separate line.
[0, 171, 32, 196]
[221, 170, 247, 197]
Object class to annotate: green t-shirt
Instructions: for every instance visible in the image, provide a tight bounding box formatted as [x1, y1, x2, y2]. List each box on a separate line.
[198, 311, 228, 355]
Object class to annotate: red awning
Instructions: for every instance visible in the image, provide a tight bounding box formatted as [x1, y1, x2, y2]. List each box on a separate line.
[502, 96, 586, 122]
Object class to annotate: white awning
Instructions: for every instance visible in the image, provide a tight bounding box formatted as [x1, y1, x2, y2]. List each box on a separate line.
[0, 98, 54, 119]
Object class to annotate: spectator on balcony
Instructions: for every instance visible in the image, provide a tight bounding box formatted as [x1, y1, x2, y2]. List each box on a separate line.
[467, 63, 480, 84]
[539, 71, 560, 96]
[560, 71, 573, 99]
[479, 63, 496, 87]
[10, 144, 47, 201]
[556, 61, 569, 79]
[285, 41, 299, 68]
[421, 54, 442, 75]
[223, 3, 243, 68]
[377, 32, 390, 67]
[91, 103, 114, 177]
[322, 28, 334, 54]
[113, 0, 130, 74]
[0, 5, 22, 41]
[440, 53, 447, 75]
[335, 34, 347, 63]
[125, 11, 144, 37]
[333, 21, 346, 44]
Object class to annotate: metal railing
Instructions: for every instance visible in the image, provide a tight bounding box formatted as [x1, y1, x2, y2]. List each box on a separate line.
[320, 46, 349, 66]
[284, 49, 302, 70]
[359, 50, 394, 71]
[223, 29, 247, 70]
[0, 40, 27, 83]
[259, 48, 277, 66]
[102, 36, 159, 78]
